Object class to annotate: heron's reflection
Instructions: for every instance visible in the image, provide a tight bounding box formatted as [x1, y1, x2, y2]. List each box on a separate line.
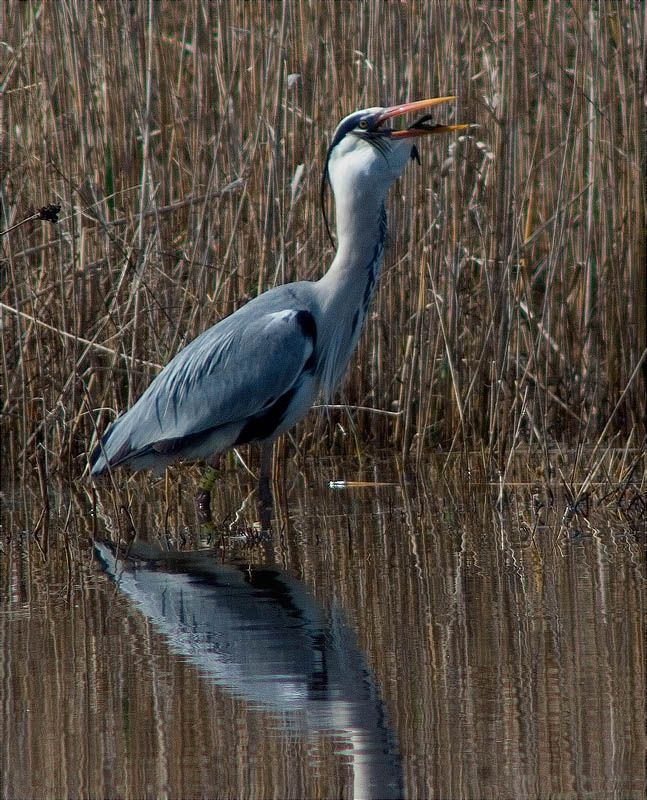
[95, 540, 403, 799]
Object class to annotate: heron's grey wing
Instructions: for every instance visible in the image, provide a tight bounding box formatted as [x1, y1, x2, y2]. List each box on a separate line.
[95, 306, 316, 468]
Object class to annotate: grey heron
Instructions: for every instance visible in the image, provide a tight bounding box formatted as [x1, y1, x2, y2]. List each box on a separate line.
[90, 97, 464, 522]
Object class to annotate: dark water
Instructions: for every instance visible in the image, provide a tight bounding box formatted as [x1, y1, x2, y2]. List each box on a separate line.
[1, 455, 645, 799]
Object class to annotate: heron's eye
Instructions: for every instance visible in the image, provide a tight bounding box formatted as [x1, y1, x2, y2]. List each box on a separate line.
[358, 119, 369, 130]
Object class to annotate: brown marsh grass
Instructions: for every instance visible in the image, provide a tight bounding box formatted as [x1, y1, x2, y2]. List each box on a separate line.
[1, 1, 645, 488]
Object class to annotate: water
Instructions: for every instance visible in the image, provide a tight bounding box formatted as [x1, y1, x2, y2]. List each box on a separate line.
[1, 455, 645, 799]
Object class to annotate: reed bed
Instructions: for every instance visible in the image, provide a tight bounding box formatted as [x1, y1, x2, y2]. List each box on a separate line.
[1, 0, 645, 484]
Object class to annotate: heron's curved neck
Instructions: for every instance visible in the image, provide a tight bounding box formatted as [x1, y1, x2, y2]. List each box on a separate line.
[314, 188, 388, 398]
[320, 189, 388, 296]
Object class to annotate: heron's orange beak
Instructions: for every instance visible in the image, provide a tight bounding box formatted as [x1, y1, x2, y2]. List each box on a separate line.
[377, 96, 467, 138]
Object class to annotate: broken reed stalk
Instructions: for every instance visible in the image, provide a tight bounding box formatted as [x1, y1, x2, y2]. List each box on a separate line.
[1, 0, 644, 485]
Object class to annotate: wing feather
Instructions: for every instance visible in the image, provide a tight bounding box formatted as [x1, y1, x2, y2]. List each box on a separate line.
[91, 287, 318, 473]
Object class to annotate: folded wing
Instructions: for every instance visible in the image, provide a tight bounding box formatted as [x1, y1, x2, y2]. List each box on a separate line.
[90, 304, 317, 475]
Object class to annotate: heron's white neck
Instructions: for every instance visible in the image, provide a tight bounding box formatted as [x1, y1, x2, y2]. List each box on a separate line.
[319, 184, 389, 296]
[314, 183, 390, 398]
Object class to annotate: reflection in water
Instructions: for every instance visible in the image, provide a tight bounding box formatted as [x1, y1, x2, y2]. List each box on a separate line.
[95, 541, 403, 800]
[1, 455, 645, 799]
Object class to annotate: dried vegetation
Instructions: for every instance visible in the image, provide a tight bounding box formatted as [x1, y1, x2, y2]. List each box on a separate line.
[1, 1, 645, 486]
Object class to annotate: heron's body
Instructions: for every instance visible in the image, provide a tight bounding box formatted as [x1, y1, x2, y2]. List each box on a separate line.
[90, 97, 462, 498]
[90, 206, 385, 477]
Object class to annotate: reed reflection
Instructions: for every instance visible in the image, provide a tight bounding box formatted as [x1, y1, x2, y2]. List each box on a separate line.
[95, 539, 403, 799]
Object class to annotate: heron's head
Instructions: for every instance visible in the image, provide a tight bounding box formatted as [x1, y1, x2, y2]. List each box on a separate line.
[321, 97, 465, 244]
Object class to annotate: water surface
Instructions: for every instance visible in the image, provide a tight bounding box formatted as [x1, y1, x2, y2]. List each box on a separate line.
[1, 455, 645, 799]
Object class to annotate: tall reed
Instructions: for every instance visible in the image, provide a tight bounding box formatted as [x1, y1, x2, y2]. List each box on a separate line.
[1, 0, 645, 481]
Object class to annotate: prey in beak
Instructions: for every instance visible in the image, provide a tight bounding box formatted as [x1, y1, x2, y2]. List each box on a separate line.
[373, 95, 467, 165]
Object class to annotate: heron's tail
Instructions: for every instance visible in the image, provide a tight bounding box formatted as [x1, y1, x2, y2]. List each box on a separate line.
[89, 416, 131, 477]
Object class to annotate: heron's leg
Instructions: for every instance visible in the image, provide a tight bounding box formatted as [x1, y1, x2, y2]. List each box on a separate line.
[257, 441, 274, 530]
[195, 454, 221, 525]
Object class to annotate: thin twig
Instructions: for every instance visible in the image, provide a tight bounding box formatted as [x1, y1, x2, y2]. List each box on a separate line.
[0, 302, 162, 370]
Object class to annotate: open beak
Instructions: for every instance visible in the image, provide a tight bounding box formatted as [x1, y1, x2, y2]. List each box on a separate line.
[376, 96, 467, 138]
